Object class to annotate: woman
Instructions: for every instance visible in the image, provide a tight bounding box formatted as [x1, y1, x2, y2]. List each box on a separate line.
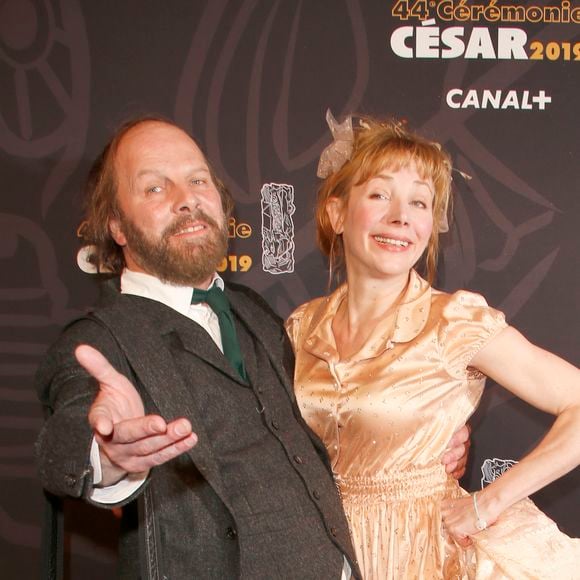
[286, 112, 580, 578]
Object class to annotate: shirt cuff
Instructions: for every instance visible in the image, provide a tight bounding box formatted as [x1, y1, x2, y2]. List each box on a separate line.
[341, 558, 352, 580]
[89, 437, 148, 504]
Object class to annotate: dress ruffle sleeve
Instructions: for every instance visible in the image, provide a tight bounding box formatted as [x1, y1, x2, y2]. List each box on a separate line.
[438, 290, 508, 380]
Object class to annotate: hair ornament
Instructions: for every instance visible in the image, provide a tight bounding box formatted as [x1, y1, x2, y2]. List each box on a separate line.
[437, 170, 470, 233]
[392, 119, 406, 138]
[453, 168, 472, 181]
[438, 205, 450, 233]
[316, 109, 355, 178]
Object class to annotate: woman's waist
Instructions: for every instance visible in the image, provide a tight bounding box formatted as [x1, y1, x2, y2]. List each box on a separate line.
[335, 464, 457, 502]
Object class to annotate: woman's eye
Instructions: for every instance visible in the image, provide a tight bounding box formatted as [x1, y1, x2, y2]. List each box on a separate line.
[412, 199, 428, 209]
[191, 178, 206, 186]
[370, 192, 390, 200]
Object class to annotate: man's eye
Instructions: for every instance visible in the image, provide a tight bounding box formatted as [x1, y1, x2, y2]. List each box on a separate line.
[146, 186, 163, 194]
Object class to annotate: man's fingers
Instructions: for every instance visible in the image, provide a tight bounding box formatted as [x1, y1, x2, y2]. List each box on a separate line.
[451, 465, 467, 479]
[147, 433, 198, 467]
[443, 424, 472, 479]
[167, 418, 194, 438]
[131, 433, 197, 472]
[123, 427, 197, 461]
[75, 344, 134, 391]
[444, 424, 470, 457]
[89, 405, 115, 437]
[81, 343, 146, 429]
[442, 443, 465, 465]
[98, 427, 198, 473]
[453, 424, 470, 445]
[99, 415, 169, 444]
[96, 416, 191, 448]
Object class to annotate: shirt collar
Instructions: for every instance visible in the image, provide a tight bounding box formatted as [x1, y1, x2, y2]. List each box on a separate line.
[120, 269, 224, 318]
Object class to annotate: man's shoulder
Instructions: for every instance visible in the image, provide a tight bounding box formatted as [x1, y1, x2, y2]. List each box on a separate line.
[90, 278, 159, 324]
[42, 279, 130, 362]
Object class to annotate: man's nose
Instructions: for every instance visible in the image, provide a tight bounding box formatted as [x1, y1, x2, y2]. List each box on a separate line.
[171, 184, 200, 213]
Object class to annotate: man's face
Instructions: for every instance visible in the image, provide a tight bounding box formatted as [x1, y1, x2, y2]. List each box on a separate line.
[109, 121, 227, 287]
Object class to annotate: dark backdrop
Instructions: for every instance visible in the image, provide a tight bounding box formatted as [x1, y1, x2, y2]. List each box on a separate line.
[1, 1, 578, 577]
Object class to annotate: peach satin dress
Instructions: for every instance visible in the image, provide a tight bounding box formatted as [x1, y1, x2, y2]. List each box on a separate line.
[286, 271, 580, 579]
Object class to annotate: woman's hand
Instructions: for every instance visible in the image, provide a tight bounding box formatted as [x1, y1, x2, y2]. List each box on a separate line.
[441, 492, 497, 547]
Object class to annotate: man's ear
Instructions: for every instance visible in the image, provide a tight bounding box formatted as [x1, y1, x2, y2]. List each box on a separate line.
[326, 197, 345, 234]
[109, 217, 127, 246]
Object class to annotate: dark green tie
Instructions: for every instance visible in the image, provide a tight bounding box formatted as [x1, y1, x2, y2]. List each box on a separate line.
[191, 285, 247, 381]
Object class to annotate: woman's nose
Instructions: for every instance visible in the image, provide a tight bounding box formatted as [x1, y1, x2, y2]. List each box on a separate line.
[384, 198, 409, 226]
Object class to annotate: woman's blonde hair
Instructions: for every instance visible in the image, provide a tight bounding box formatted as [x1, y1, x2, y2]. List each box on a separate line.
[316, 115, 453, 285]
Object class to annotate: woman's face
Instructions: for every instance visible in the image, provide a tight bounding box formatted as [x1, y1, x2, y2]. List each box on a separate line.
[327, 162, 434, 284]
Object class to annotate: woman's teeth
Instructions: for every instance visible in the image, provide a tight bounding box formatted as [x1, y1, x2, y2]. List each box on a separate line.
[374, 235, 409, 247]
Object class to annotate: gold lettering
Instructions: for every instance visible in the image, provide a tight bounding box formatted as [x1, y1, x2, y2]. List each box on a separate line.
[227, 217, 253, 239]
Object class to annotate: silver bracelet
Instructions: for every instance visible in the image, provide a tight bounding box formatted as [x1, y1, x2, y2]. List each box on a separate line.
[472, 491, 488, 531]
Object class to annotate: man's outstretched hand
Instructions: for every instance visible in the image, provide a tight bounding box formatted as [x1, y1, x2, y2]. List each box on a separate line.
[76, 345, 198, 486]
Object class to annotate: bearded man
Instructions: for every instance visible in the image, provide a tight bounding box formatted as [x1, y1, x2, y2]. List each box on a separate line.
[35, 118, 468, 579]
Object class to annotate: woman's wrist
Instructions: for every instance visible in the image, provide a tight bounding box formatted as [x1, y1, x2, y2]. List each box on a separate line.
[475, 486, 505, 526]
[472, 492, 488, 530]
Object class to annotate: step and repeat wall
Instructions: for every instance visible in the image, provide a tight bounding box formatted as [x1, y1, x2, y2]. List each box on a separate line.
[1, 0, 578, 576]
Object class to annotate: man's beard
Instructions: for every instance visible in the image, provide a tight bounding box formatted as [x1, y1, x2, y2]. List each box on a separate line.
[119, 210, 228, 286]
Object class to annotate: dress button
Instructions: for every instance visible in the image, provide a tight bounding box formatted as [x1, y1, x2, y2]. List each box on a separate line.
[313, 490, 321, 500]
[293, 455, 304, 465]
[271, 420, 280, 430]
[225, 527, 237, 540]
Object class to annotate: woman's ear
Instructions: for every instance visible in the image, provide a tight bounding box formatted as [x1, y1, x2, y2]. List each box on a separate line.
[109, 218, 127, 246]
[326, 196, 345, 234]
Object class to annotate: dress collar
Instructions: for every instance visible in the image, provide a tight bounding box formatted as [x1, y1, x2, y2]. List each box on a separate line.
[391, 270, 432, 343]
[303, 270, 432, 363]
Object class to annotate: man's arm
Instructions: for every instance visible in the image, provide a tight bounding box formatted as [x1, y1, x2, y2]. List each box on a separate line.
[36, 318, 115, 500]
[36, 320, 197, 502]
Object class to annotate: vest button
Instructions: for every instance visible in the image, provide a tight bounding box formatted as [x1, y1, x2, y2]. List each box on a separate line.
[313, 490, 321, 500]
[225, 527, 237, 540]
[330, 527, 338, 537]
[271, 420, 280, 430]
[293, 455, 304, 464]
[64, 474, 77, 487]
